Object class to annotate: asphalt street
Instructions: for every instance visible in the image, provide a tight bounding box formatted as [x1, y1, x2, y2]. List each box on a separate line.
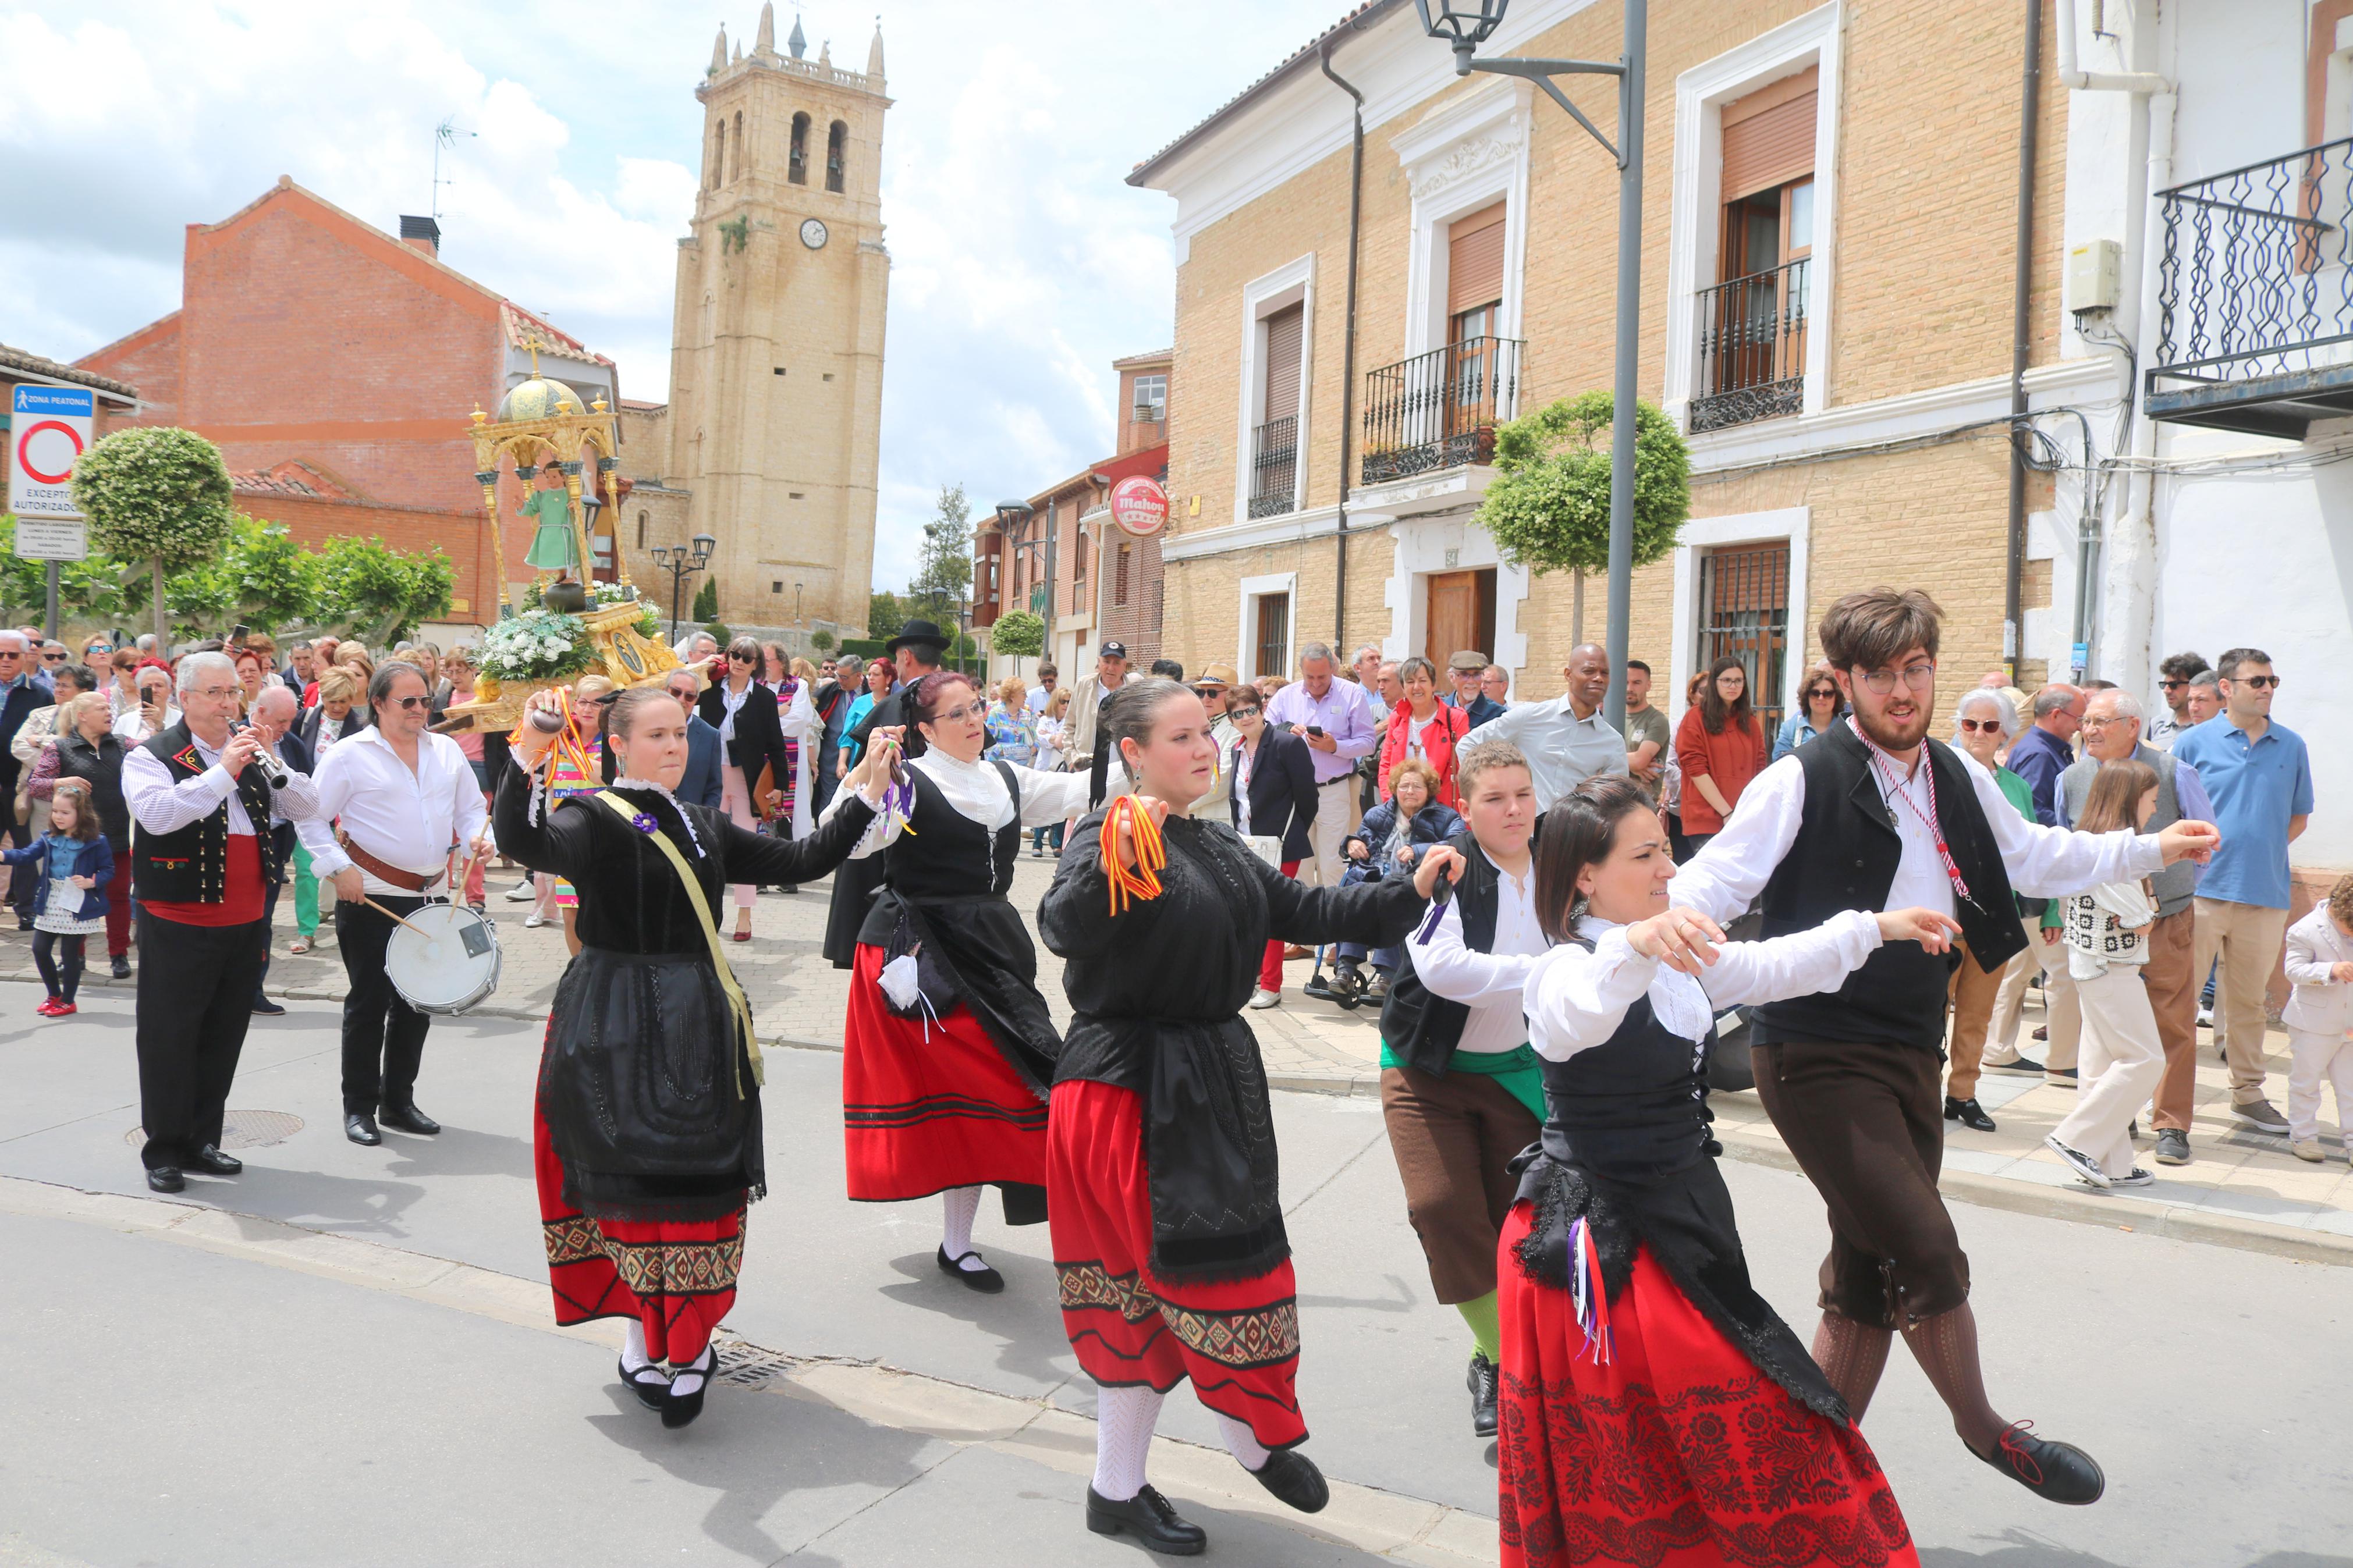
[2, 977, 2348, 1566]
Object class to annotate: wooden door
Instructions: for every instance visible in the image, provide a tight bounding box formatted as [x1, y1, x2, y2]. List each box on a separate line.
[1424, 570, 1495, 667]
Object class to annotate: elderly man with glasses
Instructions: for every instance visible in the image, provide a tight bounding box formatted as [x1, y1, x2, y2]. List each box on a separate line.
[2005, 683, 2085, 829]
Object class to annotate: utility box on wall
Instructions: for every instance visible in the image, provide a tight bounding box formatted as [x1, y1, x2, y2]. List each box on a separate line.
[2067, 239, 2122, 316]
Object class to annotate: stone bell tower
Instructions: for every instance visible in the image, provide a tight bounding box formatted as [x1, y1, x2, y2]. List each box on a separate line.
[665, 4, 890, 641]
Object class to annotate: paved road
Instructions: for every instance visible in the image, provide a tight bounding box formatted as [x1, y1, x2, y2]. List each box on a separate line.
[2, 977, 2349, 1566]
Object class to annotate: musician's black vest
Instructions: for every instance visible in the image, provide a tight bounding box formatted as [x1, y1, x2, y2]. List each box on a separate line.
[1751, 723, 2023, 1053]
[132, 722, 281, 904]
[1377, 831, 1503, 1076]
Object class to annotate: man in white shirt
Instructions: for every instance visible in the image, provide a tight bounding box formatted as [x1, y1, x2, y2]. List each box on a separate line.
[299, 662, 489, 1147]
[123, 652, 323, 1193]
[1265, 642, 1379, 887]
[1651, 589, 2217, 1509]
[1065, 641, 1129, 774]
[1026, 662, 1059, 716]
[1461, 644, 1625, 816]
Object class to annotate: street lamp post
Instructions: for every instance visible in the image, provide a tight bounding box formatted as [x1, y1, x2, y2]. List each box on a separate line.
[1414, 0, 1645, 731]
[648, 531, 716, 643]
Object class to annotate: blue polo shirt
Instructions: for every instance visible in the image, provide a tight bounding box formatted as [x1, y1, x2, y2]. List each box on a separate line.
[2171, 714, 2313, 909]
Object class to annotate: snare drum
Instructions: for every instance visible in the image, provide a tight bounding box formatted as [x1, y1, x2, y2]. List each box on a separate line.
[384, 902, 503, 1016]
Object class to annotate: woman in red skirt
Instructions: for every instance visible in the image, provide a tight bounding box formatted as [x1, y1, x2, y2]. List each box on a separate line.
[1499, 774, 1958, 1566]
[501, 685, 888, 1427]
[1039, 677, 1457, 1555]
[819, 669, 1094, 1290]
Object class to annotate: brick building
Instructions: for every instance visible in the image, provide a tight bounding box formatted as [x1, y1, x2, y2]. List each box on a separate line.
[76, 178, 630, 631]
[1131, 0, 2099, 737]
[973, 348, 1172, 679]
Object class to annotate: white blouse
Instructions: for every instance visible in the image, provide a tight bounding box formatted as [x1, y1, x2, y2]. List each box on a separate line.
[1522, 911, 1883, 1064]
[1414, 849, 1548, 1056]
[825, 746, 1094, 859]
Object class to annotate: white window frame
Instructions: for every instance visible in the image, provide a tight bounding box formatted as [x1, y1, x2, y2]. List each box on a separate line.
[1233, 255, 1316, 524]
[1379, 514, 1530, 681]
[1662, 3, 1845, 429]
[1390, 76, 1534, 359]
[1667, 507, 1811, 729]
[1237, 570, 1298, 684]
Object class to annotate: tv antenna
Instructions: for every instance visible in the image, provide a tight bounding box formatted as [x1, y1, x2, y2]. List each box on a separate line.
[433, 116, 477, 224]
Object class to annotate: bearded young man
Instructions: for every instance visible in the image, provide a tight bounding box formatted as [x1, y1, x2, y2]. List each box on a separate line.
[1649, 588, 2218, 1507]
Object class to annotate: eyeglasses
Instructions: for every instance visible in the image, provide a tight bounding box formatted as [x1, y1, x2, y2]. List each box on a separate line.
[2157, 677, 2189, 690]
[1227, 705, 1262, 721]
[928, 699, 986, 726]
[2236, 674, 2282, 689]
[387, 695, 431, 711]
[1956, 717, 2002, 733]
[41, 651, 65, 663]
[1855, 661, 1937, 694]
[190, 685, 240, 701]
[729, 651, 755, 663]
[1805, 687, 1839, 702]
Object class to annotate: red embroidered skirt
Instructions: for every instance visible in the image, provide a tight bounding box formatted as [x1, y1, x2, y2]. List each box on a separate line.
[533, 1100, 742, 1365]
[843, 943, 1049, 1201]
[1048, 1079, 1307, 1450]
[1496, 1203, 1917, 1568]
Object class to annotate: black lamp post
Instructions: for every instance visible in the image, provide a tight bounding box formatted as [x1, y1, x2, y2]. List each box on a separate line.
[1412, 0, 1645, 731]
[650, 531, 716, 642]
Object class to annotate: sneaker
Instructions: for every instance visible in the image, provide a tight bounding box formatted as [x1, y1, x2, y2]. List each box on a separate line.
[523, 912, 549, 929]
[2231, 1098, 2290, 1135]
[110, 954, 132, 979]
[503, 879, 537, 902]
[2195, 1007, 2214, 1029]
[1365, 969, 1391, 1001]
[250, 997, 286, 1017]
[2045, 1067, 2079, 1087]
[2045, 1133, 2112, 1189]
[1247, 988, 1280, 1010]
[2111, 1167, 2157, 1187]
[1984, 1054, 2046, 1076]
[2153, 1129, 2192, 1167]
[2291, 1137, 2326, 1163]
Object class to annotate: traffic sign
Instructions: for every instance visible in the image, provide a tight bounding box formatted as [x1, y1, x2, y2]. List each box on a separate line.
[8, 384, 94, 519]
[15, 517, 87, 561]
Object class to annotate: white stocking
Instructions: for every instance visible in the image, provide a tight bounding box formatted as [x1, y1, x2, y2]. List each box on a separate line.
[1092, 1385, 1165, 1501]
[620, 1318, 654, 1373]
[1217, 1413, 1269, 1473]
[669, 1341, 715, 1399]
[941, 1185, 986, 1270]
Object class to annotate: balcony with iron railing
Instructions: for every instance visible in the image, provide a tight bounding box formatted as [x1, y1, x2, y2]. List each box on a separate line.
[2148, 137, 2353, 438]
[1690, 258, 1809, 434]
[1360, 337, 1524, 485]
[1249, 415, 1298, 518]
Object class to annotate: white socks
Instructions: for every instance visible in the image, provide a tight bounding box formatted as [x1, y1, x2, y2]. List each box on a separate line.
[1092, 1385, 1166, 1501]
[941, 1185, 987, 1271]
[670, 1342, 715, 1399]
[621, 1318, 655, 1374]
[1218, 1413, 1270, 1473]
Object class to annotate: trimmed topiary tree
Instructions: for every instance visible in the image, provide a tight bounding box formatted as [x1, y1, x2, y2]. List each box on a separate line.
[809, 628, 837, 655]
[691, 575, 719, 624]
[1474, 393, 1690, 629]
[989, 608, 1045, 671]
[70, 426, 236, 642]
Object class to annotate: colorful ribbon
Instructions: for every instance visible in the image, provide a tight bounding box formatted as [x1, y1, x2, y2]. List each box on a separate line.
[1567, 1215, 1615, 1367]
[1100, 794, 1167, 917]
[509, 688, 601, 826]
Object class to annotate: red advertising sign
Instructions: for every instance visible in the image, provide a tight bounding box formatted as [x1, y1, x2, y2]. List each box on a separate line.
[1109, 475, 1170, 538]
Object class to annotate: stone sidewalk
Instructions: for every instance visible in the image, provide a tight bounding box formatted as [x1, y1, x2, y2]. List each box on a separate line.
[9, 849, 2349, 1266]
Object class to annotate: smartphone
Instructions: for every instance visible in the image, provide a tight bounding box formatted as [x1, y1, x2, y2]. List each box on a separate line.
[230, 623, 250, 646]
[1306, 725, 1326, 739]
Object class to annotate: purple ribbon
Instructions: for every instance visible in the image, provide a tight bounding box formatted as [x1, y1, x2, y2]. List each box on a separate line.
[630, 812, 659, 835]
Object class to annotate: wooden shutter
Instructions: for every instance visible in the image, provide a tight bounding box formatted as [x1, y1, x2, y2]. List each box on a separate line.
[1261, 304, 1304, 421]
[1447, 202, 1507, 316]
[1720, 67, 1818, 201]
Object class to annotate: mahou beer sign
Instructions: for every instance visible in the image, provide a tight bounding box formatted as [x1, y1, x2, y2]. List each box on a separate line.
[1109, 475, 1170, 538]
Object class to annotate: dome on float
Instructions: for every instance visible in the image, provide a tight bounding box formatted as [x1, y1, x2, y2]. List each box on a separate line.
[496, 376, 585, 425]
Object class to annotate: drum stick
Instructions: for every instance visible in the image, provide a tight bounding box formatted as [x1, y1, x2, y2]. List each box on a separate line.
[363, 897, 435, 938]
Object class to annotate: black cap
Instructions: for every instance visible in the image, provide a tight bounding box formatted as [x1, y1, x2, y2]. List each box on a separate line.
[1100, 641, 1128, 659]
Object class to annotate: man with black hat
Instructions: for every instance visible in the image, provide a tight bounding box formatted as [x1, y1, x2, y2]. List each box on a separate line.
[1064, 640, 1130, 779]
[822, 618, 949, 968]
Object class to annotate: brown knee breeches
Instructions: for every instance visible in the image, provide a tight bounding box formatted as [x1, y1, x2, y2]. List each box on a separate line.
[1380, 1063, 1540, 1304]
[1752, 1037, 1971, 1329]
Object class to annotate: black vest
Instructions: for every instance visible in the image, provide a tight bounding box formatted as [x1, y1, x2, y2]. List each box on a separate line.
[1378, 831, 1503, 1076]
[1752, 723, 2024, 1052]
[131, 721, 282, 904]
[1538, 993, 1716, 1181]
[887, 762, 1021, 898]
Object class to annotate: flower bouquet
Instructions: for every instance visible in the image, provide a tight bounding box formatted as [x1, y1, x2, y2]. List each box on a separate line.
[478, 609, 595, 684]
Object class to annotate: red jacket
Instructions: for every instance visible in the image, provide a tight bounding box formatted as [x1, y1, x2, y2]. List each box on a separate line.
[1378, 701, 1471, 809]
[1673, 706, 1768, 835]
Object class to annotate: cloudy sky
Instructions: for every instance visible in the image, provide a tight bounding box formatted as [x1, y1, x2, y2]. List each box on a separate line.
[0, 0, 1345, 588]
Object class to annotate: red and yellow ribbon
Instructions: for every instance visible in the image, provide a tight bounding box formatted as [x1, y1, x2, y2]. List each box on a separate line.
[508, 687, 600, 802]
[1100, 794, 1167, 917]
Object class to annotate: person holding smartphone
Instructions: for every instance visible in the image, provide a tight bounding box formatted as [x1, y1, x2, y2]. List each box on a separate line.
[112, 664, 180, 746]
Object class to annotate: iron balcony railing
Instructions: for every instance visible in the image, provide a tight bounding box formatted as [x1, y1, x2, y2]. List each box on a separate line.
[1248, 415, 1298, 518]
[2150, 136, 2353, 429]
[1361, 337, 1523, 485]
[1691, 258, 1809, 433]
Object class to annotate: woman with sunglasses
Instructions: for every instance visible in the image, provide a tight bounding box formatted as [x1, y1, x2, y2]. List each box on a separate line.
[695, 637, 795, 940]
[1773, 662, 1845, 761]
[1943, 688, 2043, 1130]
[819, 669, 1093, 1293]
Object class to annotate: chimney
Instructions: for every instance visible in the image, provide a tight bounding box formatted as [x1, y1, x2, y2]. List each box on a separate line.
[399, 214, 441, 258]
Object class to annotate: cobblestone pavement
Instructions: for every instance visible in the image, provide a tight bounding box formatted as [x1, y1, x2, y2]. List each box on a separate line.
[6, 849, 2350, 1264]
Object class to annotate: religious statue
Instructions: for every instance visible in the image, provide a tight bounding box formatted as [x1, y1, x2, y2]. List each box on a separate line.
[517, 470, 580, 578]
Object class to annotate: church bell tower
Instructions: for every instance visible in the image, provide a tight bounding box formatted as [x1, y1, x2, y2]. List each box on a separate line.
[668, 5, 889, 640]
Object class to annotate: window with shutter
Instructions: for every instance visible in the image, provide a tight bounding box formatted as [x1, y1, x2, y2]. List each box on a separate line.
[1447, 202, 1507, 326]
[1719, 68, 1816, 201]
[1261, 305, 1303, 418]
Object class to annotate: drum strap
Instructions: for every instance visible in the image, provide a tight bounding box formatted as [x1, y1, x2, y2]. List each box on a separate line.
[597, 792, 763, 1096]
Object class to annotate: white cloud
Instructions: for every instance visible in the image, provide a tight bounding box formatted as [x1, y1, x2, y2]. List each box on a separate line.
[1, 0, 1346, 592]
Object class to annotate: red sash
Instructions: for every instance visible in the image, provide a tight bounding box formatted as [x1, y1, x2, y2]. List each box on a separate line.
[145, 833, 267, 927]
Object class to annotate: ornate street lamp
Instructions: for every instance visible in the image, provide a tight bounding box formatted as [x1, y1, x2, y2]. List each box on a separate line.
[1412, 0, 1646, 731]
[650, 531, 717, 642]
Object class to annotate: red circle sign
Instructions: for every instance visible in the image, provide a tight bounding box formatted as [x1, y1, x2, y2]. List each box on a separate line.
[15, 419, 83, 485]
[1109, 475, 1169, 538]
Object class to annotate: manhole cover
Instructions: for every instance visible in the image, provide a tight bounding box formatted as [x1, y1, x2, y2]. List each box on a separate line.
[126, 1110, 305, 1150]
[713, 1338, 801, 1389]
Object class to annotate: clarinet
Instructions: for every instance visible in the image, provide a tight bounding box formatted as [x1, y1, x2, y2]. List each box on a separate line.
[229, 718, 292, 790]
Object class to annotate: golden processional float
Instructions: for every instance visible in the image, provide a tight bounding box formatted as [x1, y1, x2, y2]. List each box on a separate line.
[434, 344, 687, 735]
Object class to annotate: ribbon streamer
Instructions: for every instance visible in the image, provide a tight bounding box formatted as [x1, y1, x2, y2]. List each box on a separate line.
[1567, 1215, 1616, 1367]
[1100, 794, 1167, 917]
[509, 688, 601, 826]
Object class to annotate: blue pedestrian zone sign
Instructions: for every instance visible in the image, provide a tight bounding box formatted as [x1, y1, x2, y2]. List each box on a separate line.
[9, 384, 95, 519]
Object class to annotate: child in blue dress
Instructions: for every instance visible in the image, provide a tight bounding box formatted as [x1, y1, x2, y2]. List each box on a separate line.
[4, 778, 112, 1017]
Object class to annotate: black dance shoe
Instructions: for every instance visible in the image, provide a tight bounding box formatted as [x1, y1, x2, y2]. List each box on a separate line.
[344, 1114, 381, 1146]
[1467, 1352, 1500, 1437]
[936, 1246, 1005, 1293]
[1085, 1484, 1206, 1555]
[1975, 1421, 2105, 1505]
[378, 1103, 441, 1136]
[187, 1144, 243, 1176]
[146, 1166, 184, 1194]
[1247, 1448, 1329, 1514]
[1943, 1096, 1997, 1133]
[662, 1345, 716, 1429]
[619, 1356, 671, 1411]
